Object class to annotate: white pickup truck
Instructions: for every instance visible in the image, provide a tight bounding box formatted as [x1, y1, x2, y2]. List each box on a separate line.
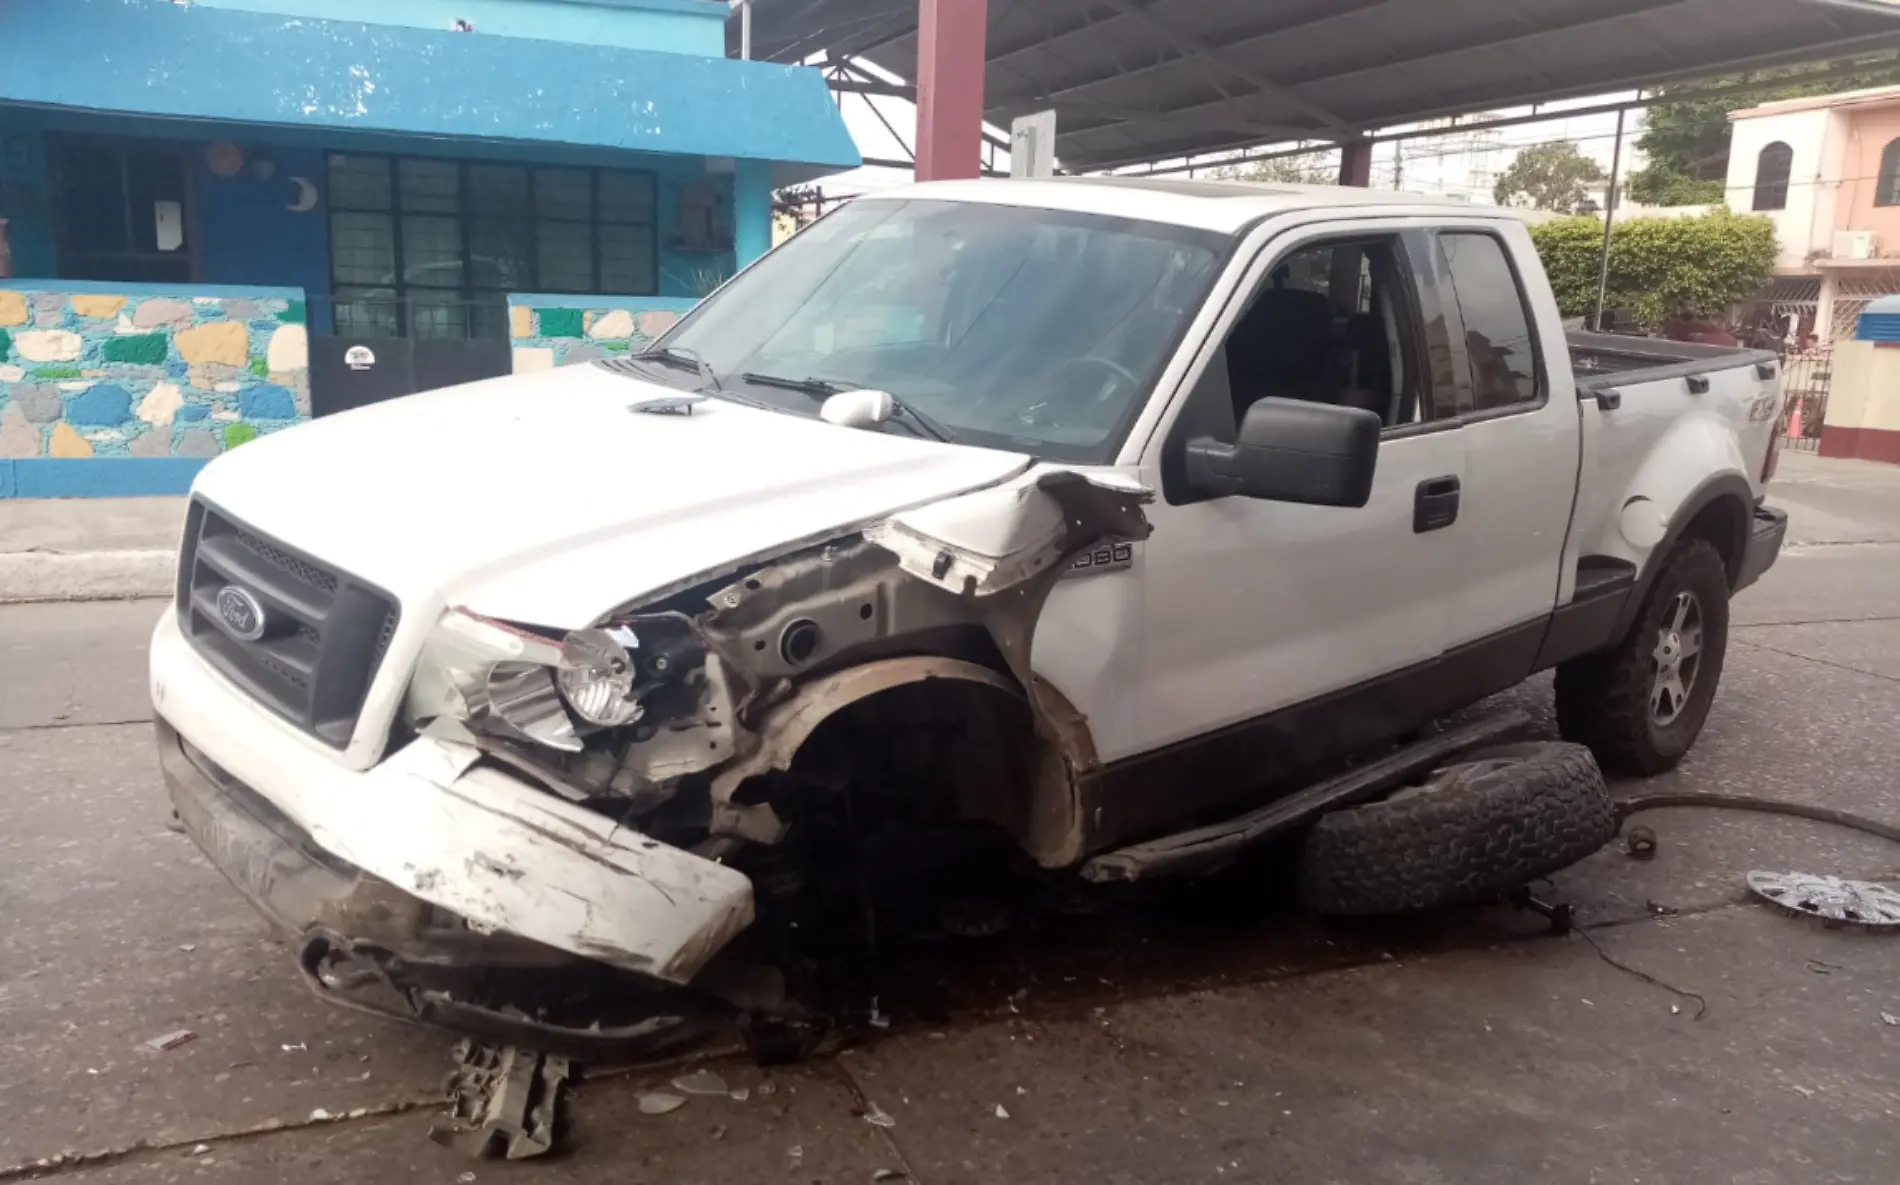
[152, 178, 1787, 1052]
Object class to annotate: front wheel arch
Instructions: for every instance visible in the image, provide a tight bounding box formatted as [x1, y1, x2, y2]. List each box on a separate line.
[708, 657, 1098, 868]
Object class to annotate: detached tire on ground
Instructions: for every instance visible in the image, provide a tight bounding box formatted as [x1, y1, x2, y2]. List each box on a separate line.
[1297, 743, 1616, 917]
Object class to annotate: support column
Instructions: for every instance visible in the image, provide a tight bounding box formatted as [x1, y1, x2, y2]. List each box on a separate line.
[1338, 139, 1373, 188]
[1815, 270, 1840, 345]
[915, 0, 990, 181]
[734, 158, 773, 268]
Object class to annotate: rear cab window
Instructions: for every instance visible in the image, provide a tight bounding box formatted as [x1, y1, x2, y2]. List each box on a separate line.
[1434, 231, 1543, 417]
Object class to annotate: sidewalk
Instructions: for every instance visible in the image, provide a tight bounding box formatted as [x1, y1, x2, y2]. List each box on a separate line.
[0, 496, 184, 603]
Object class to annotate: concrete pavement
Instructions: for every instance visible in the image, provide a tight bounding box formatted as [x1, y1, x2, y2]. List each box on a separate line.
[0, 497, 182, 604]
[3, 454, 1899, 1183]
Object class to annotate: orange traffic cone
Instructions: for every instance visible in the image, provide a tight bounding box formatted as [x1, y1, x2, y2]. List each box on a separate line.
[1787, 399, 1804, 440]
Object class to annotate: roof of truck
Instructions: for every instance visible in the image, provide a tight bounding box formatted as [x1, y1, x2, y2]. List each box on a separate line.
[865, 176, 1525, 234]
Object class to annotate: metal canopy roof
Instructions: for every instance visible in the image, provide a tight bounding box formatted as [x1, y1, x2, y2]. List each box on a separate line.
[735, 0, 1900, 171]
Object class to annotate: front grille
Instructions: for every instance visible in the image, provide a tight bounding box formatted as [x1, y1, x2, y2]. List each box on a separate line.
[176, 501, 400, 748]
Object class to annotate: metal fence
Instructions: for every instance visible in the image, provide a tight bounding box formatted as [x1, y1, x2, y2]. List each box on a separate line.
[1738, 271, 1900, 451]
[1778, 344, 1831, 452]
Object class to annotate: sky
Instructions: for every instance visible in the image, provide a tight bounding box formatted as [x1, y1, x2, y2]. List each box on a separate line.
[814, 70, 1649, 206]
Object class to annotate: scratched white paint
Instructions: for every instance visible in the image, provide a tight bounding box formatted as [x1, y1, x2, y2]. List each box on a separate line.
[150, 613, 756, 980]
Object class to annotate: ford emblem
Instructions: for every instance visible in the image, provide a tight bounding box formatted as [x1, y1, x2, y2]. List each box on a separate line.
[215, 585, 269, 641]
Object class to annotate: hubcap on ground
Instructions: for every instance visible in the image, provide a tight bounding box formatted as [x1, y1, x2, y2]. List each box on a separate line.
[1648, 591, 1703, 726]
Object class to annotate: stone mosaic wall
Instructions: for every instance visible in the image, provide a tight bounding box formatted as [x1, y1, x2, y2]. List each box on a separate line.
[0, 283, 309, 468]
[507, 294, 698, 373]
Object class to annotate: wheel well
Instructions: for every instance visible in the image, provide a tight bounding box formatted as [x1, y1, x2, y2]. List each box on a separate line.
[781, 678, 1051, 853]
[1679, 494, 1748, 588]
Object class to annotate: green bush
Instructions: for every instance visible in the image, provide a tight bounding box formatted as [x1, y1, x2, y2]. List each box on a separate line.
[1527, 209, 1778, 329]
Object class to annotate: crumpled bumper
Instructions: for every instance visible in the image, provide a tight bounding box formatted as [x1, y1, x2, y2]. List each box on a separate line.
[151, 609, 756, 1051]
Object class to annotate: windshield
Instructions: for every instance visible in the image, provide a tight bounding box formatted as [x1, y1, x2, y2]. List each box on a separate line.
[655, 199, 1227, 462]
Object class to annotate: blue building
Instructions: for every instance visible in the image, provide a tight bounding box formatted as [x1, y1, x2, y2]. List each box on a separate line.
[0, 0, 858, 497]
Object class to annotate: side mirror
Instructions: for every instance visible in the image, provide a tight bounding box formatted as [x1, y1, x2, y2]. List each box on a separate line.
[1185, 397, 1380, 507]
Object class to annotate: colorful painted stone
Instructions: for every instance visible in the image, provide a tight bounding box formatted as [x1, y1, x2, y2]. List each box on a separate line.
[64, 384, 134, 426]
[48, 422, 94, 458]
[175, 322, 249, 367]
[15, 330, 83, 363]
[71, 294, 128, 319]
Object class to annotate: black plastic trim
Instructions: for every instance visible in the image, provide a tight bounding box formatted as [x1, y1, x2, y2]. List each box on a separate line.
[1735, 505, 1789, 593]
[1533, 556, 1637, 669]
[1090, 616, 1548, 854]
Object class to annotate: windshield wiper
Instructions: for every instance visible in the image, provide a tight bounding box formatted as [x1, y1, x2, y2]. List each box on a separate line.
[632, 345, 722, 392]
[738, 373, 954, 443]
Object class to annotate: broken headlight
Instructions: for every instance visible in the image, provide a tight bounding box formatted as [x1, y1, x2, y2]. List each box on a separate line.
[556, 627, 643, 727]
[406, 609, 583, 752]
[407, 609, 711, 754]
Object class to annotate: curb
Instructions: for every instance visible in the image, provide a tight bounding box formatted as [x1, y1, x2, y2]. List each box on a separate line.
[0, 550, 175, 604]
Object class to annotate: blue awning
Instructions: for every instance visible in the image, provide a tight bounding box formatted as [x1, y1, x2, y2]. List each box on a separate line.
[0, 0, 859, 178]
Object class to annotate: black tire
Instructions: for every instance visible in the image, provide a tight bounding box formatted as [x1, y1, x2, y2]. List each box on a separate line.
[1555, 538, 1731, 776]
[1297, 742, 1615, 916]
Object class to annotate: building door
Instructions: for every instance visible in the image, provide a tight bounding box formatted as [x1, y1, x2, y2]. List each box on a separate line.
[49, 136, 195, 283]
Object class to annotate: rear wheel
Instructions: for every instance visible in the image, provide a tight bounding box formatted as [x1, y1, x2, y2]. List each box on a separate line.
[1555, 539, 1731, 776]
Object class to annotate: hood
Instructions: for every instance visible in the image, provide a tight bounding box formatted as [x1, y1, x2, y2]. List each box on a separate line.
[192, 364, 1033, 626]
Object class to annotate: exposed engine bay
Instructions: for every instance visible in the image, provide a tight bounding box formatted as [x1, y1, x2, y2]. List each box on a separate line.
[381, 467, 1153, 1037]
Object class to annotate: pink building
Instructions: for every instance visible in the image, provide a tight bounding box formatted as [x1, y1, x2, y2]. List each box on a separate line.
[1727, 85, 1900, 341]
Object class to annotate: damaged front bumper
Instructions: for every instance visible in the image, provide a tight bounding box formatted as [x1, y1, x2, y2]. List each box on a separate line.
[152, 611, 755, 1055]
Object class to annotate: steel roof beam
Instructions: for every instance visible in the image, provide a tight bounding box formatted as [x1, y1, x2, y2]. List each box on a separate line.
[1275, 0, 1699, 90]
[1095, 0, 1348, 130]
[1025, 0, 1401, 107]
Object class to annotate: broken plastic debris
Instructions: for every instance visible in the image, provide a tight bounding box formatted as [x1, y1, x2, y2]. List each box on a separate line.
[729, 1087, 750, 1102]
[144, 1029, 197, 1052]
[638, 1092, 687, 1115]
[995, 1104, 1011, 1119]
[458, 1174, 476, 1184]
[187, 1144, 211, 1157]
[281, 1042, 308, 1052]
[179, 944, 197, 953]
[758, 1081, 778, 1097]
[310, 1108, 333, 1121]
[863, 1102, 896, 1128]
[1882, 1012, 1900, 1026]
[672, 1068, 729, 1096]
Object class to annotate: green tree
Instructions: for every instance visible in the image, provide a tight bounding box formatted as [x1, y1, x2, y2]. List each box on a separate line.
[1492, 141, 1605, 210]
[1526, 210, 1778, 328]
[1627, 56, 1900, 206]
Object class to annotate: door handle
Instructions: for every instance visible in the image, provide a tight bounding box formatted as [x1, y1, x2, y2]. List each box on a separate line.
[1414, 476, 1461, 533]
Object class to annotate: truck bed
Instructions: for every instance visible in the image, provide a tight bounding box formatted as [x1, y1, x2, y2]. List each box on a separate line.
[1567, 331, 1777, 389]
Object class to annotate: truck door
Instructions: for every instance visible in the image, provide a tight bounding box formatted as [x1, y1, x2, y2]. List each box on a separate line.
[1100, 222, 1470, 842]
[1427, 224, 1579, 651]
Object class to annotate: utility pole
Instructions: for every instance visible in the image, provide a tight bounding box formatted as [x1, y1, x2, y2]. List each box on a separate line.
[1592, 106, 1627, 332]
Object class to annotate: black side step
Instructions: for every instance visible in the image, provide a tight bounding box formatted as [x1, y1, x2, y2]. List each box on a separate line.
[1079, 710, 1535, 885]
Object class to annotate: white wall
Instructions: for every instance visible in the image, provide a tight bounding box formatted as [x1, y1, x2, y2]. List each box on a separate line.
[1726, 107, 1837, 271]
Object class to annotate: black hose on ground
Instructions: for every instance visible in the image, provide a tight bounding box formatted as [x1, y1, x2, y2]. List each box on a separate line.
[1614, 792, 1900, 847]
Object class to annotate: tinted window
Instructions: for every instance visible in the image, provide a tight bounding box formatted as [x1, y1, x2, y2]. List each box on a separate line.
[1438, 233, 1539, 412]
